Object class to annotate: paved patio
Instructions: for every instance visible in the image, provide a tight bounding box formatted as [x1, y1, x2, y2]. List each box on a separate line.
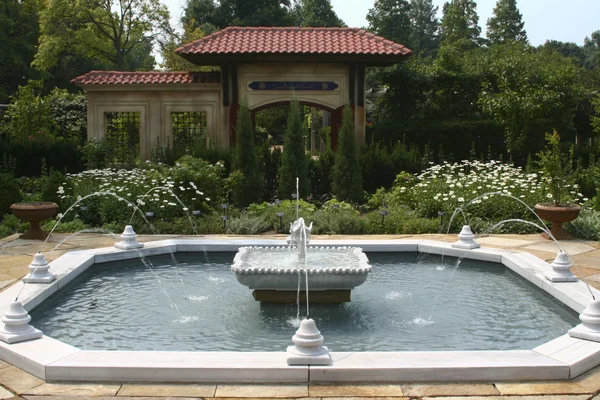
[0, 232, 599, 399]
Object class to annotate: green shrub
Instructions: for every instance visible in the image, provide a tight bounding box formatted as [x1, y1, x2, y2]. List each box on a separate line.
[567, 208, 600, 240]
[0, 173, 21, 216]
[332, 104, 363, 203]
[311, 207, 364, 235]
[227, 213, 271, 234]
[232, 103, 262, 207]
[279, 98, 310, 199]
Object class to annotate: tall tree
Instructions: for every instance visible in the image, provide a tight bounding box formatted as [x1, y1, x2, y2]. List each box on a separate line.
[0, 0, 39, 102]
[231, 103, 262, 207]
[478, 43, 584, 156]
[34, 0, 169, 72]
[409, 0, 439, 56]
[182, 0, 292, 31]
[332, 104, 362, 203]
[279, 99, 310, 199]
[366, 0, 412, 45]
[486, 0, 527, 45]
[292, 0, 344, 27]
[583, 31, 600, 70]
[440, 0, 481, 46]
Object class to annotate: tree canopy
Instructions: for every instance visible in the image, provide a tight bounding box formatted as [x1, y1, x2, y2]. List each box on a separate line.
[182, 0, 292, 30]
[34, 0, 170, 72]
[367, 0, 412, 46]
[292, 0, 344, 27]
[486, 0, 527, 45]
[440, 0, 481, 46]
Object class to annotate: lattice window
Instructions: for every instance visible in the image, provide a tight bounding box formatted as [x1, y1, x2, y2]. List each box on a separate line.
[105, 112, 140, 165]
[171, 112, 207, 152]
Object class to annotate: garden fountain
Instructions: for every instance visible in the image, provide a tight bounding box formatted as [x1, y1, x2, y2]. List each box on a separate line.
[231, 217, 371, 303]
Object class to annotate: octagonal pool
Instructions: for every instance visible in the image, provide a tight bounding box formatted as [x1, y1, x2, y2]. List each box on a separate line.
[30, 251, 579, 352]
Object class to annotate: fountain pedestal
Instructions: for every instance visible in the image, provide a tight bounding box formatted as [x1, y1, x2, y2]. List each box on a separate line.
[253, 290, 351, 303]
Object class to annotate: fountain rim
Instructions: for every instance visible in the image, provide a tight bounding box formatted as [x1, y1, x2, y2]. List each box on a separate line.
[0, 237, 598, 383]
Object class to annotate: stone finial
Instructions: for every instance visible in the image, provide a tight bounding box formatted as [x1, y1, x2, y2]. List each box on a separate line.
[451, 225, 480, 250]
[569, 299, 600, 342]
[544, 251, 578, 282]
[287, 318, 332, 365]
[22, 253, 56, 284]
[0, 301, 42, 344]
[114, 225, 144, 250]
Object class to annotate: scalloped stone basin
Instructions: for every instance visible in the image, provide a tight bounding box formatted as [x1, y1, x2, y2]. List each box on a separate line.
[231, 246, 371, 292]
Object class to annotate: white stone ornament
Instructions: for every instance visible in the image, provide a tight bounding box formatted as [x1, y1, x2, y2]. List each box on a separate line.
[451, 225, 480, 249]
[0, 301, 42, 344]
[287, 318, 332, 365]
[569, 299, 600, 342]
[544, 251, 578, 282]
[114, 225, 144, 250]
[22, 253, 56, 283]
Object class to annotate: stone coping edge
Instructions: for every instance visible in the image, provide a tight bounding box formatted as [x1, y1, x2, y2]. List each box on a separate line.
[0, 238, 597, 383]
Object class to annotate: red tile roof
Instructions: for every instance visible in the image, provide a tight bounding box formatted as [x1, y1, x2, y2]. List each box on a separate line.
[176, 27, 412, 57]
[71, 71, 221, 85]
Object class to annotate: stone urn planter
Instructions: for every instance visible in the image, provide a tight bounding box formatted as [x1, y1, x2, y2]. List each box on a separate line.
[10, 202, 58, 240]
[534, 202, 581, 240]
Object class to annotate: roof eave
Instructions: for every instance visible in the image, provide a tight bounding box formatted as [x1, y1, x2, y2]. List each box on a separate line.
[178, 52, 411, 66]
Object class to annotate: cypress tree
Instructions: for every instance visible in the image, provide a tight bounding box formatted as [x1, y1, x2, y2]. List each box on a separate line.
[232, 103, 261, 207]
[278, 98, 310, 199]
[440, 0, 481, 46]
[332, 104, 363, 203]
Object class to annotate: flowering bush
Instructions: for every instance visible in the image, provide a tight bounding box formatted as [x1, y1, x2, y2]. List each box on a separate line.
[55, 157, 228, 230]
[383, 160, 584, 232]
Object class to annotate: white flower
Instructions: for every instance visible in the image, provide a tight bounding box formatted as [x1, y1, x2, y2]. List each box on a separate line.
[458, 197, 465, 202]
[182, 207, 189, 211]
[205, 197, 211, 201]
[56, 213, 63, 219]
[546, 193, 553, 199]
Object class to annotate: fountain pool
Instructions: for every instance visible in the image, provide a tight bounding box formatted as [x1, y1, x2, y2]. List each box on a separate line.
[1, 236, 600, 383]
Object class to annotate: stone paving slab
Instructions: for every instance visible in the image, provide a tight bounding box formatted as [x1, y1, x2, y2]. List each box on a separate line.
[24, 397, 204, 400]
[494, 382, 592, 395]
[400, 383, 499, 397]
[0, 386, 14, 399]
[118, 384, 216, 397]
[524, 241, 597, 256]
[423, 396, 592, 400]
[573, 365, 600, 392]
[23, 384, 120, 397]
[309, 385, 403, 397]
[215, 386, 308, 398]
[476, 237, 537, 248]
[0, 366, 43, 394]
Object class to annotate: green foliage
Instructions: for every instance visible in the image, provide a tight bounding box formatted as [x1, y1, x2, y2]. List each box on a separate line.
[232, 104, 262, 207]
[279, 99, 310, 199]
[567, 208, 600, 240]
[226, 213, 271, 234]
[478, 43, 585, 155]
[440, 0, 481, 46]
[182, 0, 292, 30]
[311, 206, 364, 235]
[0, 0, 39, 103]
[34, 0, 166, 71]
[367, 0, 412, 45]
[409, 0, 439, 56]
[257, 143, 281, 202]
[0, 173, 22, 217]
[41, 170, 66, 205]
[0, 214, 28, 238]
[311, 148, 335, 199]
[536, 131, 575, 206]
[360, 141, 422, 193]
[332, 105, 363, 203]
[292, 0, 345, 27]
[41, 217, 88, 234]
[486, 0, 527, 45]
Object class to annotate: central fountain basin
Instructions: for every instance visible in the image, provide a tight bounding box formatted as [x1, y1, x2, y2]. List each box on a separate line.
[231, 246, 371, 303]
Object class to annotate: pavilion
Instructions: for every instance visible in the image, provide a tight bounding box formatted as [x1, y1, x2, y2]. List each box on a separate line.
[72, 27, 411, 160]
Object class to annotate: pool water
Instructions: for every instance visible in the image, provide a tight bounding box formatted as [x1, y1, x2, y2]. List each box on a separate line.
[30, 252, 579, 352]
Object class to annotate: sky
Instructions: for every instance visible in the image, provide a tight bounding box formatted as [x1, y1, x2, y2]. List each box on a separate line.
[162, 0, 600, 47]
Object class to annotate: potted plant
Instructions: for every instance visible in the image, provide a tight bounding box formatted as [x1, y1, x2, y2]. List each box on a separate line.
[534, 131, 581, 240]
[10, 202, 58, 240]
